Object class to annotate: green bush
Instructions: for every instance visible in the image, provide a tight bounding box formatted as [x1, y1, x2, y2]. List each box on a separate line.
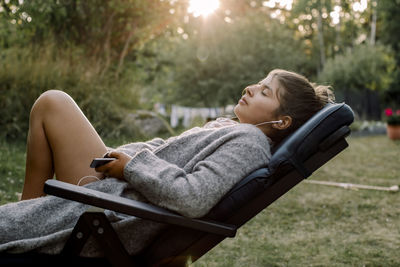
[319, 44, 396, 94]
[0, 42, 141, 141]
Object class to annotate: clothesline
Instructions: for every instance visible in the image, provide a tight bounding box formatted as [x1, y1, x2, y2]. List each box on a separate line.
[154, 103, 235, 128]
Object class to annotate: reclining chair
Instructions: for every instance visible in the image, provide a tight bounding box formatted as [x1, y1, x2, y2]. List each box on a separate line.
[1, 103, 354, 266]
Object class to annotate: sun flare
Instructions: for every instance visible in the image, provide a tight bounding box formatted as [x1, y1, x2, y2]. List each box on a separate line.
[188, 0, 220, 17]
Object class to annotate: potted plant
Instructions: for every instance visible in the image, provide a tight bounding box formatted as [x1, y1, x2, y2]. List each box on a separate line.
[384, 108, 400, 140]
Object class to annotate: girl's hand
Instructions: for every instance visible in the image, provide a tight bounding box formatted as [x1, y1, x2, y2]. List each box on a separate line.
[95, 151, 132, 180]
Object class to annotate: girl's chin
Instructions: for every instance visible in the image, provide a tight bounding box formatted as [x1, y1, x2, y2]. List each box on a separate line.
[233, 105, 240, 118]
[233, 108, 245, 123]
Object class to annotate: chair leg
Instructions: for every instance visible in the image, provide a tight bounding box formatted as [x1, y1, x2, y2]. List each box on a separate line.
[62, 211, 135, 267]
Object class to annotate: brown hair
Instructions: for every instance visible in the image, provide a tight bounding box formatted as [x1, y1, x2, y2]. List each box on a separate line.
[269, 69, 335, 142]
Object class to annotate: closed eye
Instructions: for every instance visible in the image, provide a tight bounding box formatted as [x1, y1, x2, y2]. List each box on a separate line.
[261, 86, 272, 96]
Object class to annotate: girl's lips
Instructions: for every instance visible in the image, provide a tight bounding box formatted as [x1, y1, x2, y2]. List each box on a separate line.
[239, 97, 247, 105]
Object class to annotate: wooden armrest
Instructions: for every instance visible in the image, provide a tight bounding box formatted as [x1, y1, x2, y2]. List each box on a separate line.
[44, 180, 237, 237]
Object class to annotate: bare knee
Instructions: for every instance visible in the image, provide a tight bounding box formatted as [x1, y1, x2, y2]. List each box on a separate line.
[30, 90, 74, 118]
[35, 90, 73, 109]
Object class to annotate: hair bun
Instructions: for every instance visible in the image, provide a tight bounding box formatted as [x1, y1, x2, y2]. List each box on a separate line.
[314, 85, 335, 105]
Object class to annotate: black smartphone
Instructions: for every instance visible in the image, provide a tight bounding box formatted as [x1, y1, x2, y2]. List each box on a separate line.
[90, 158, 116, 168]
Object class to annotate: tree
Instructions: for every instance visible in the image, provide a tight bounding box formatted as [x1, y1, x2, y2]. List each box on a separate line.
[289, 0, 375, 74]
[319, 44, 396, 119]
[0, 0, 185, 77]
[142, 10, 311, 107]
[377, 0, 400, 106]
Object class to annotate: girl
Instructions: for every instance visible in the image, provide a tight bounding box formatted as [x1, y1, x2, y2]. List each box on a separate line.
[0, 69, 334, 256]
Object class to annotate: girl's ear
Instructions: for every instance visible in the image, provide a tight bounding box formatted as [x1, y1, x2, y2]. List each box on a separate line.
[273, 115, 292, 130]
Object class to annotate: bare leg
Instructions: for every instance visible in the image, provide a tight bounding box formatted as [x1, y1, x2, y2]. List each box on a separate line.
[21, 90, 108, 200]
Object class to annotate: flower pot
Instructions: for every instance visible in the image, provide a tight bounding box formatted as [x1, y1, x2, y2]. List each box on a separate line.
[386, 124, 400, 140]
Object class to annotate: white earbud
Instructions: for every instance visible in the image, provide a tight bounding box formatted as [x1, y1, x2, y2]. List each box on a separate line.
[254, 120, 283, 127]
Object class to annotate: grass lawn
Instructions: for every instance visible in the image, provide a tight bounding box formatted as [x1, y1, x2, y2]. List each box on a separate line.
[0, 135, 399, 265]
[192, 135, 400, 266]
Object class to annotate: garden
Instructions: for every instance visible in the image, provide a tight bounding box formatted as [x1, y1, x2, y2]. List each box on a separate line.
[0, 0, 399, 265]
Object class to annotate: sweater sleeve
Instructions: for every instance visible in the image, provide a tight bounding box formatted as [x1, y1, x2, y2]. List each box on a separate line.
[123, 134, 270, 218]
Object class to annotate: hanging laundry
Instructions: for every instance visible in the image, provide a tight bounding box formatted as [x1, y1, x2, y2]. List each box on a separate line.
[154, 103, 234, 128]
[170, 105, 225, 128]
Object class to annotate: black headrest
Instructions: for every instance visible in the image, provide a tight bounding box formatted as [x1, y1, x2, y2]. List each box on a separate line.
[269, 103, 354, 177]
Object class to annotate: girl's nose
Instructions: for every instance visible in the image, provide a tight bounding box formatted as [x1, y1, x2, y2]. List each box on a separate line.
[244, 86, 254, 97]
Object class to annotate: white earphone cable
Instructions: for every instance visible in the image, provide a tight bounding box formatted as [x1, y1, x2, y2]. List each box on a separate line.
[77, 175, 101, 186]
[254, 120, 283, 127]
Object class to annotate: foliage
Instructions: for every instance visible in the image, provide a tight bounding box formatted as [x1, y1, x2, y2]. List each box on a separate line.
[0, 0, 182, 76]
[384, 108, 400, 126]
[0, 0, 185, 141]
[1, 0, 399, 136]
[377, 0, 400, 106]
[289, 0, 374, 72]
[318, 44, 395, 119]
[143, 12, 311, 107]
[0, 42, 141, 140]
[0, 141, 25, 204]
[378, 0, 400, 62]
[319, 44, 395, 93]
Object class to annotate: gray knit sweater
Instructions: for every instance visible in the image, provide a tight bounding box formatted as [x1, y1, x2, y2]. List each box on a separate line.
[0, 123, 271, 256]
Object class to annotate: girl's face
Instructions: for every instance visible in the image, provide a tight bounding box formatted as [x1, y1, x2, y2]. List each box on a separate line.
[234, 74, 282, 127]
